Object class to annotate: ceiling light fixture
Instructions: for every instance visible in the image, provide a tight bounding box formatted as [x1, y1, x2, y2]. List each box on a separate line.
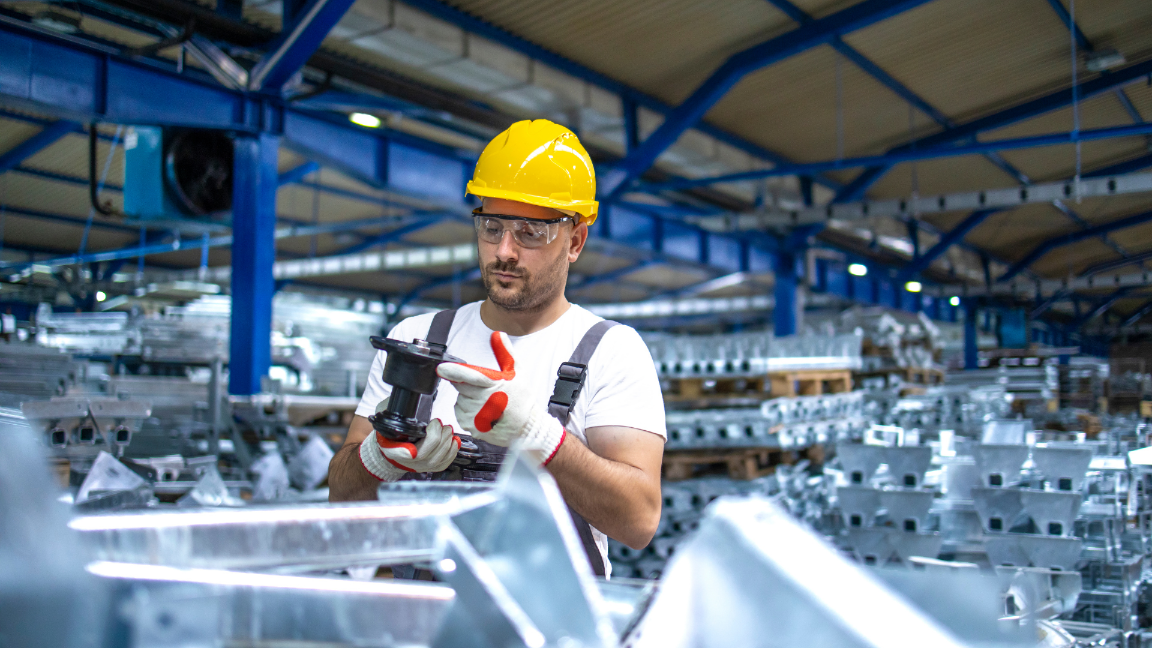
[949, 296, 960, 307]
[1085, 49, 1126, 73]
[904, 281, 922, 293]
[32, 9, 82, 34]
[847, 263, 867, 277]
[349, 113, 382, 128]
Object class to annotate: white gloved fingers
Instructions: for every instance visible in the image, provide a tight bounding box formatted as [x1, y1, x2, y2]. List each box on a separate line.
[437, 362, 500, 388]
[425, 421, 459, 472]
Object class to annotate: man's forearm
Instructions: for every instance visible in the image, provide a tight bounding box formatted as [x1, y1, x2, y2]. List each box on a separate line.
[545, 435, 661, 549]
[328, 443, 380, 502]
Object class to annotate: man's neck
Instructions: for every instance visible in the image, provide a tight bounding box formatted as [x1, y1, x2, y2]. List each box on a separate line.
[480, 294, 572, 336]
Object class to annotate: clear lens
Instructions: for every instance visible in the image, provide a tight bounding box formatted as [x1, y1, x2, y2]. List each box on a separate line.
[473, 216, 562, 249]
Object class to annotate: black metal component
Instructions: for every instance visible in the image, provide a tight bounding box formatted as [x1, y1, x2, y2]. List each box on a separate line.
[366, 336, 462, 445]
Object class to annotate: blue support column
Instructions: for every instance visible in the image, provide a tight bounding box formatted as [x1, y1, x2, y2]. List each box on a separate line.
[229, 133, 280, 396]
[774, 251, 800, 337]
[964, 302, 979, 370]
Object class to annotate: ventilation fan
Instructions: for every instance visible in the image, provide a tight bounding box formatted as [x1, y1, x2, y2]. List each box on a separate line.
[164, 129, 233, 218]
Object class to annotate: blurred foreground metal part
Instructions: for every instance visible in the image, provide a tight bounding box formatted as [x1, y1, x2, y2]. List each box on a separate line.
[4, 410, 1034, 648]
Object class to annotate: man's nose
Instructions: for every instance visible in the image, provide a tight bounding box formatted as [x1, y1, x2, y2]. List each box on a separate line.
[495, 229, 519, 261]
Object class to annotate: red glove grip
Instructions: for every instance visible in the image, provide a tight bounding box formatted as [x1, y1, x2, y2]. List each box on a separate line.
[475, 392, 509, 432]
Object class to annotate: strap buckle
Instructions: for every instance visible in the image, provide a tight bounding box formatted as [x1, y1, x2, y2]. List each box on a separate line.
[549, 361, 587, 413]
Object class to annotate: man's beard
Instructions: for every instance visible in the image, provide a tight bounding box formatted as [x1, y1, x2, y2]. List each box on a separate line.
[482, 248, 568, 313]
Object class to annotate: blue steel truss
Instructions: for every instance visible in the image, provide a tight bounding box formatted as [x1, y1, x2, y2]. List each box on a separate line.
[651, 121, 1152, 190]
[835, 57, 1152, 201]
[600, 0, 936, 198]
[762, 0, 1032, 185]
[247, 0, 357, 91]
[999, 209, 1152, 282]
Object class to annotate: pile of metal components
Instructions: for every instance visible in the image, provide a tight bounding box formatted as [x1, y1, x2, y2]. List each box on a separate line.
[664, 391, 869, 450]
[947, 365, 1060, 415]
[0, 293, 397, 502]
[829, 306, 945, 373]
[4, 410, 1036, 648]
[868, 385, 1014, 435]
[643, 330, 863, 377]
[824, 415, 1152, 643]
[31, 293, 384, 397]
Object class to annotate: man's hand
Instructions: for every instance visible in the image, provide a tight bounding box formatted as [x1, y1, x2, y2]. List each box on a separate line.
[359, 418, 460, 481]
[437, 331, 565, 465]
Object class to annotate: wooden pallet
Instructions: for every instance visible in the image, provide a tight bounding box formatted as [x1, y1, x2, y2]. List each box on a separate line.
[662, 448, 789, 481]
[663, 369, 852, 401]
[855, 366, 944, 387]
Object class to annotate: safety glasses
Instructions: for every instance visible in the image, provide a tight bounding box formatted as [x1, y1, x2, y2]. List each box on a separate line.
[471, 208, 575, 249]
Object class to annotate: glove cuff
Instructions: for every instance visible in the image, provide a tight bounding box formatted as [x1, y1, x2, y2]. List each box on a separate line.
[359, 432, 408, 482]
[522, 408, 567, 466]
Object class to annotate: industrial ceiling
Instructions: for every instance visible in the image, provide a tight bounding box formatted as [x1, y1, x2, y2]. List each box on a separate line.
[0, 0, 1151, 334]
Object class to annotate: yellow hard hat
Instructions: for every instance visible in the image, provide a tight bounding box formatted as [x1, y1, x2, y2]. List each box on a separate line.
[466, 119, 598, 225]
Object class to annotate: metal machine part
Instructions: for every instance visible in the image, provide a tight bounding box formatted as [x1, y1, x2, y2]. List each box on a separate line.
[21, 397, 151, 464]
[367, 335, 463, 445]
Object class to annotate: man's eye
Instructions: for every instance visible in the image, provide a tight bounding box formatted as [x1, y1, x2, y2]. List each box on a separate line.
[520, 227, 546, 240]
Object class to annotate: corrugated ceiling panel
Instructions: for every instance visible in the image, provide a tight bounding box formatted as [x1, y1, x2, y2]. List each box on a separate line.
[707, 44, 926, 162]
[23, 134, 126, 189]
[842, 0, 1150, 125]
[0, 213, 135, 253]
[0, 173, 119, 218]
[439, 0, 791, 105]
[1031, 237, 1128, 277]
[0, 119, 41, 157]
[859, 153, 1017, 199]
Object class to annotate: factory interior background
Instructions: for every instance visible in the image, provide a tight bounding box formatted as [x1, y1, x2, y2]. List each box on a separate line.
[4, 0, 1152, 646]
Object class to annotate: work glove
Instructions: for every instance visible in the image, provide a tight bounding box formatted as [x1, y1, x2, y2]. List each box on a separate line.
[359, 399, 461, 481]
[436, 331, 566, 466]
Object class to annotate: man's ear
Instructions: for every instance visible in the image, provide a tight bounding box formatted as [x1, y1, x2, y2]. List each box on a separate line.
[568, 222, 588, 262]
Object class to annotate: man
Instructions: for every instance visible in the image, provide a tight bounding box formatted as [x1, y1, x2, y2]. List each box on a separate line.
[329, 119, 666, 575]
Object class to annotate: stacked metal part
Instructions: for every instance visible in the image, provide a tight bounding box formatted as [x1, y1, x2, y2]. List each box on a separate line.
[830, 306, 944, 373]
[664, 391, 870, 450]
[29, 293, 382, 397]
[3, 411, 1023, 648]
[643, 331, 862, 377]
[947, 364, 1060, 413]
[868, 385, 1013, 435]
[822, 416, 1152, 639]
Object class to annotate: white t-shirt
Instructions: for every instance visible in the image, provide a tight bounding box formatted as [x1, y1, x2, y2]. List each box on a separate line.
[356, 301, 667, 576]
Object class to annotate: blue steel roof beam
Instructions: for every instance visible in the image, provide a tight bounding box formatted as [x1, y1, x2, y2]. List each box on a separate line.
[895, 209, 998, 281]
[0, 20, 783, 279]
[1030, 290, 1069, 319]
[1080, 248, 1152, 277]
[0, 205, 143, 234]
[0, 212, 436, 272]
[1123, 300, 1152, 327]
[247, 0, 357, 92]
[1043, 0, 1143, 126]
[763, 0, 1031, 186]
[600, 0, 936, 198]
[651, 121, 1152, 189]
[398, 0, 842, 191]
[999, 209, 1152, 282]
[834, 56, 1152, 201]
[1073, 288, 1134, 328]
[1050, 198, 1134, 269]
[1084, 153, 1152, 178]
[0, 121, 76, 173]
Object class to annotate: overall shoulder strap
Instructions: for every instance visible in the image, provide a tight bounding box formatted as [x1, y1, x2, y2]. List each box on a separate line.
[549, 318, 619, 578]
[424, 308, 457, 346]
[415, 308, 457, 423]
[547, 319, 619, 425]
